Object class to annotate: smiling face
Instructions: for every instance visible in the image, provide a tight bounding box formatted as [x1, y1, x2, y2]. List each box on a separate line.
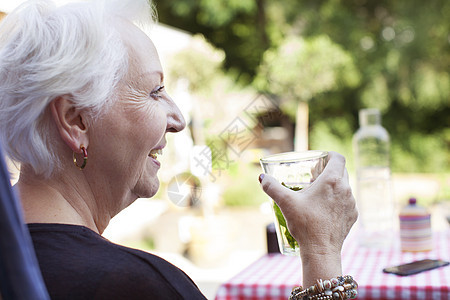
[86, 20, 185, 214]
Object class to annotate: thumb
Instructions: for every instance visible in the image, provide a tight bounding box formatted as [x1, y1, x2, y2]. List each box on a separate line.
[259, 173, 293, 208]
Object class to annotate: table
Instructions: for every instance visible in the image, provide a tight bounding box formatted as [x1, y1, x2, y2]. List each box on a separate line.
[215, 231, 450, 299]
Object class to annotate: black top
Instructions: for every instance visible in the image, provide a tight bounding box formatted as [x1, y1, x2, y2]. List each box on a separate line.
[28, 223, 206, 300]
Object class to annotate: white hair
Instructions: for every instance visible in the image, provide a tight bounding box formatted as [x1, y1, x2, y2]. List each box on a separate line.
[0, 0, 157, 178]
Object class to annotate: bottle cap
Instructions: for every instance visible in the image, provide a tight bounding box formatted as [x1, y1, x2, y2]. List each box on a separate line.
[359, 108, 381, 127]
[409, 197, 417, 205]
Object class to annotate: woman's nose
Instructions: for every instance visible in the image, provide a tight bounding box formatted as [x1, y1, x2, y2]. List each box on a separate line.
[166, 100, 186, 133]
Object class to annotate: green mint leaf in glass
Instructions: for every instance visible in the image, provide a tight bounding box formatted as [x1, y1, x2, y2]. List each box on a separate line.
[272, 182, 303, 249]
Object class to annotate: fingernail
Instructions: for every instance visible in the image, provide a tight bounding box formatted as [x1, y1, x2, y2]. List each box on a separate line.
[258, 174, 265, 183]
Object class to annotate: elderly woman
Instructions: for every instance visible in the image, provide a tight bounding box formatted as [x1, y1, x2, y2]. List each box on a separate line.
[0, 0, 357, 299]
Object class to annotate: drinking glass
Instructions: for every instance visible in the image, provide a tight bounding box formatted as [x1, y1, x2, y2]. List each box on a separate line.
[260, 151, 328, 255]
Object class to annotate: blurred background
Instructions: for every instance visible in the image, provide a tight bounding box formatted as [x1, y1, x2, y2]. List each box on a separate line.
[2, 0, 449, 298]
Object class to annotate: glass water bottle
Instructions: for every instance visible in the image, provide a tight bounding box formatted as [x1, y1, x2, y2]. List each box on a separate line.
[353, 108, 394, 247]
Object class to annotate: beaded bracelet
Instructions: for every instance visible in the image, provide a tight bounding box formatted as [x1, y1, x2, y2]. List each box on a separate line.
[289, 275, 358, 300]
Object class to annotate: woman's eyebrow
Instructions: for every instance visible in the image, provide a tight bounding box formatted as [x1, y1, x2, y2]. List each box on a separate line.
[140, 71, 164, 82]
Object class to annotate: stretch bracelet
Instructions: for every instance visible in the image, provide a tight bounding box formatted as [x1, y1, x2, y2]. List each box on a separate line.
[289, 275, 358, 300]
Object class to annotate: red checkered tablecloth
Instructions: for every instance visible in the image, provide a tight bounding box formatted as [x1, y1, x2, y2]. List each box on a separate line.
[215, 231, 450, 300]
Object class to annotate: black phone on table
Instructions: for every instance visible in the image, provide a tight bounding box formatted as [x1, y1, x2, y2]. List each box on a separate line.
[383, 259, 449, 276]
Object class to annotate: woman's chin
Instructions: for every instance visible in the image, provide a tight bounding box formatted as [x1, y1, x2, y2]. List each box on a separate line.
[133, 177, 160, 199]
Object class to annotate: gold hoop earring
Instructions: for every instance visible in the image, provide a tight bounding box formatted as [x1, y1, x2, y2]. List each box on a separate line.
[73, 145, 88, 170]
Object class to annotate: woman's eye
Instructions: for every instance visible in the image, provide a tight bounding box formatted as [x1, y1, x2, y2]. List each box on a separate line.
[150, 85, 165, 98]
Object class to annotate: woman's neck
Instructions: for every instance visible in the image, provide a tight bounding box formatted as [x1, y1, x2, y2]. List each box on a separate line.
[16, 167, 107, 234]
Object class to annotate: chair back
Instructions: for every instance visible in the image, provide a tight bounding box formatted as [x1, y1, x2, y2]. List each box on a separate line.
[0, 145, 49, 300]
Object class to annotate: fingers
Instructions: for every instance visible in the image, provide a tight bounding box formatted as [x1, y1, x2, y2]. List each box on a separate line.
[322, 151, 346, 180]
[259, 174, 293, 208]
[310, 160, 323, 182]
[344, 167, 349, 183]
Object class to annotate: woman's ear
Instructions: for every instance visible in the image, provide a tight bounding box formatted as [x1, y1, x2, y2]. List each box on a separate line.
[50, 96, 89, 153]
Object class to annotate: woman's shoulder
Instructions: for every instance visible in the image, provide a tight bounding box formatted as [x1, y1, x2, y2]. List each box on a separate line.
[28, 223, 206, 300]
[28, 223, 176, 271]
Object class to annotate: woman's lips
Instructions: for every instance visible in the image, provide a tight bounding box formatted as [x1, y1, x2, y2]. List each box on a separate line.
[148, 155, 161, 167]
[148, 148, 163, 167]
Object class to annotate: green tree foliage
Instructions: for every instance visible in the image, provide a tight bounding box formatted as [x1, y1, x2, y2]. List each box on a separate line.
[254, 34, 359, 117]
[253, 34, 360, 151]
[168, 35, 225, 95]
[154, 0, 268, 83]
[154, 0, 450, 173]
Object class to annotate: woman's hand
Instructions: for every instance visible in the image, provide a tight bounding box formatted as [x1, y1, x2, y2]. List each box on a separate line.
[259, 151, 358, 286]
